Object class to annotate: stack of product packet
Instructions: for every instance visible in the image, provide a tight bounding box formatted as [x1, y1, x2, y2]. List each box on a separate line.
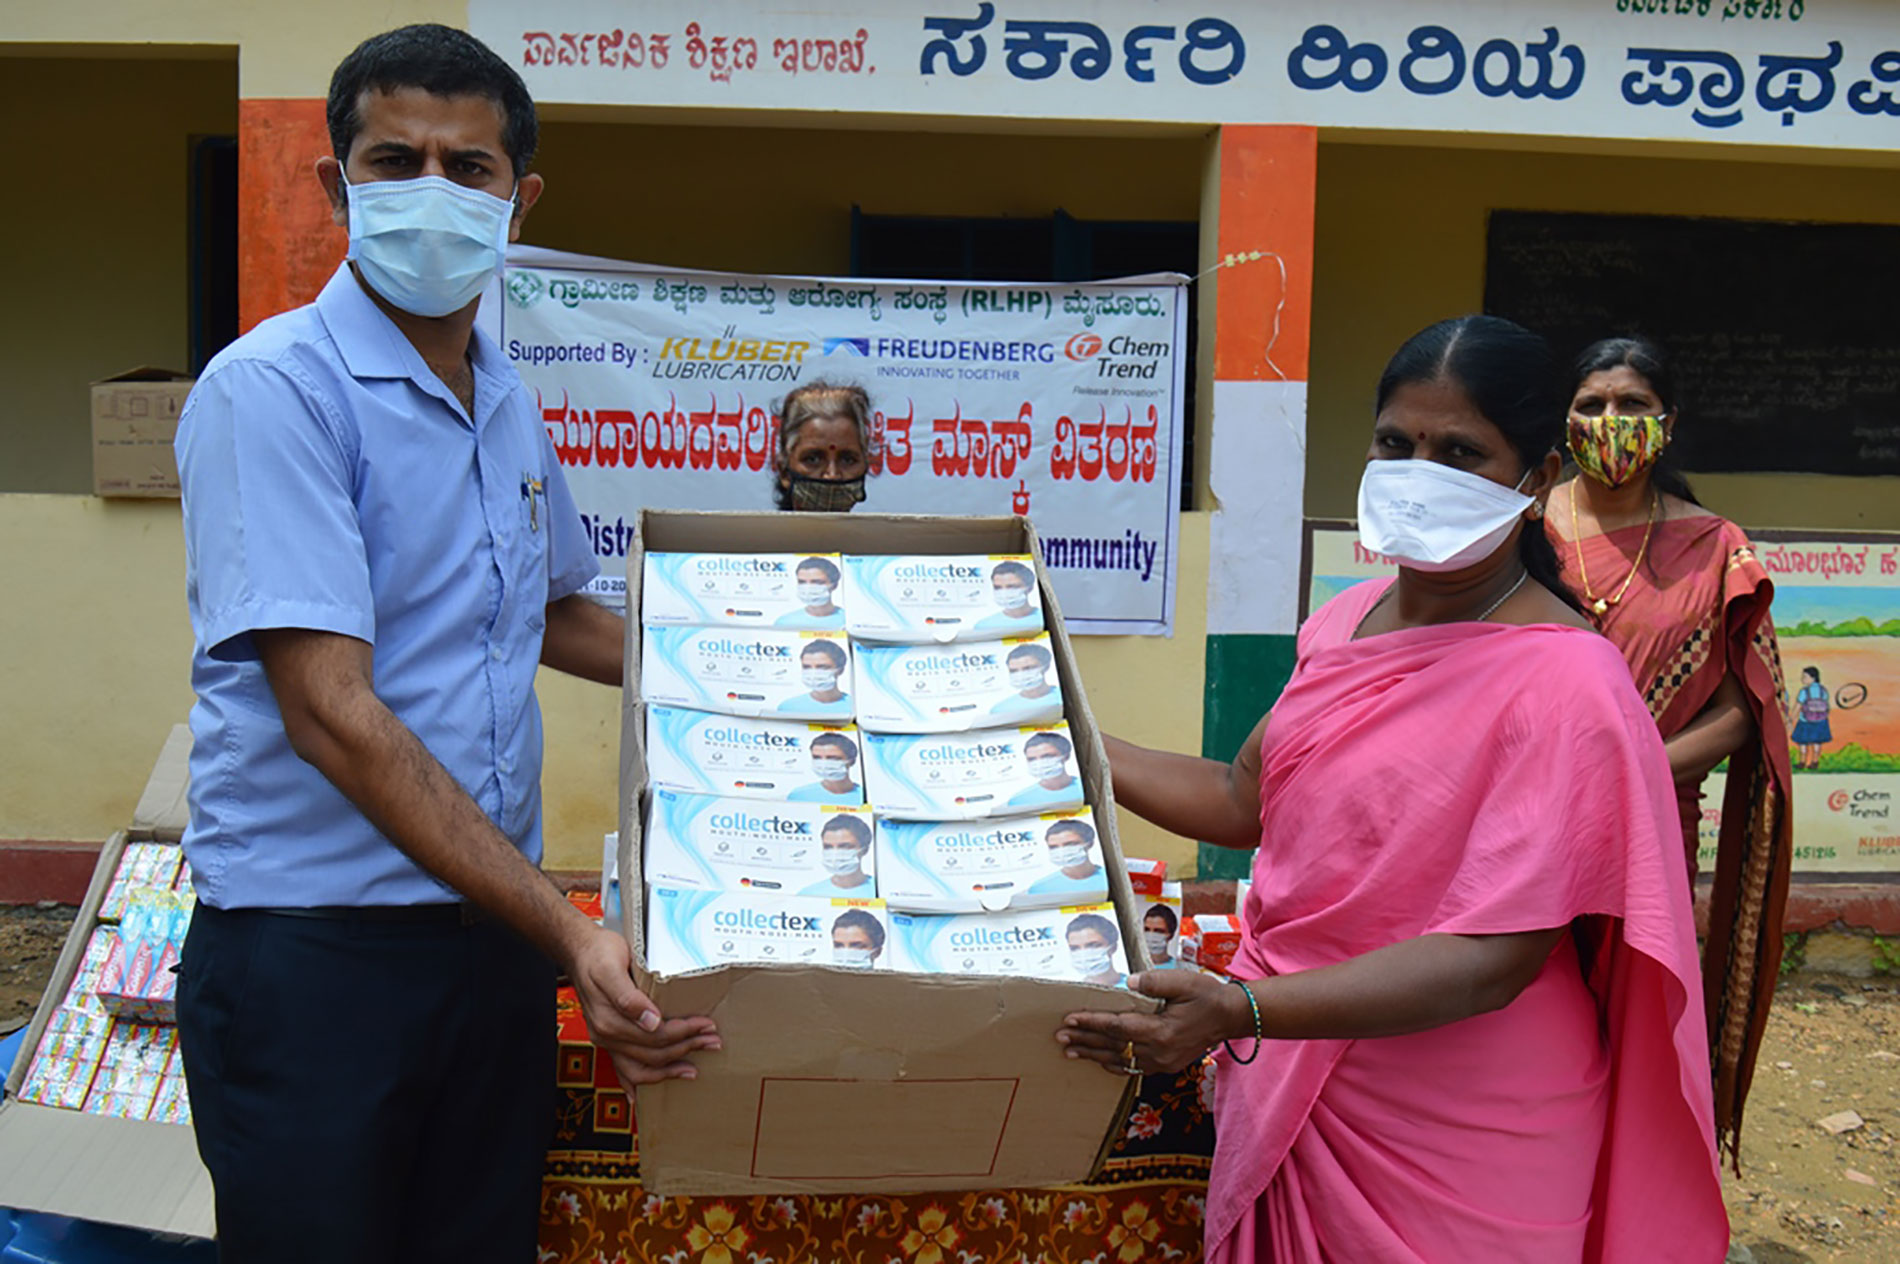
[843, 554, 1128, 988]
[636, 551, 893, 974]
[15, 844, 195, 1124]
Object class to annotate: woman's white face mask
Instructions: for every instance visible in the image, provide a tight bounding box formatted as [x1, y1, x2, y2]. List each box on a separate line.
[1355, 459, 1535, 573]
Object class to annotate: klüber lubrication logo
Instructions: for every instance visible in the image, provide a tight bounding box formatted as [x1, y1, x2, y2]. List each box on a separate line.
[1065, 332, 1104, 361]
[505, 270, 544, 309]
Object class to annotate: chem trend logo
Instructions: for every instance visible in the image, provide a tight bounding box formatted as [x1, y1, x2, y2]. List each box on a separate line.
[1064, 332, 1104, 361]
[823, 337, 871, 356]
[1829, 790, 1851, 812]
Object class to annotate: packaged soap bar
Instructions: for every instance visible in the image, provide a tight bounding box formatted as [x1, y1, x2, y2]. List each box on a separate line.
[645, 885, 892, 974]
[643, 790, 877, 899]
[1180, 914, 1242, 977]
[875, 811, 1108, 913]
[886, 903, 1128, 985]
[642, 552, 846, 630]
[642, 626, 855, 720]
[853, 636, 1063, 733]
[860, 723, 1086, 820]
[841, 554, 1044, 643]
[646, 706, 866, 804]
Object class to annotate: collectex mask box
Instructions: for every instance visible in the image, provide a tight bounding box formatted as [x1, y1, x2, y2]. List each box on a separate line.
[642, 625, 857, 721]
[840, 553, 1045, 644]
[91, 367, 192, 499]
[886, 903, 1129, 984]
[642, 552, 847, 630]
[623, 510, 1152, 1196]
[860, 723, 1088, 821]
[644, 705, 866, 804]
[874, 811, 1110, 913]
[643, 791, 878, 898]
[645, 887, 893, 974]
[0, 725, 215, 1237]
[852, 635, 1064, 733]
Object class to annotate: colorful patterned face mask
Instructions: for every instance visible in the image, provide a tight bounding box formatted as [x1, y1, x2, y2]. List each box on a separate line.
[1567, 413, 1670, 489]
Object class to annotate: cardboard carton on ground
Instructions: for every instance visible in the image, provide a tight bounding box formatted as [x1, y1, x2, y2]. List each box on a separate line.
[0, 725, 214, 1237]
[91, 368, 192, 498]
[622, 511, 1153, 1197]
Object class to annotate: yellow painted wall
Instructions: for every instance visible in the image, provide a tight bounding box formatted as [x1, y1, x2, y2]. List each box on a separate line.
[0, 57, 236, 493]
[0, 493, 1209, 878]
[1306, 140, 1900, 531]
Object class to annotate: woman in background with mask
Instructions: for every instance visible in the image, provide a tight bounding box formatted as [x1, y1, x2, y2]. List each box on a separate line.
[1546, 336, 1792, 1162]
[1066, 316, 1725, 1263]
[773, 381, 875, 511]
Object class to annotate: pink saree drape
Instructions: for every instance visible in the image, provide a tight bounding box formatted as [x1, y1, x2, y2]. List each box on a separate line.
[1208, 580, 1726, 1263]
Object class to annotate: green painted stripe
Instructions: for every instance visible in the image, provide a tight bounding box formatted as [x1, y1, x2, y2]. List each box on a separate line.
[1196, 632, 1298, 880]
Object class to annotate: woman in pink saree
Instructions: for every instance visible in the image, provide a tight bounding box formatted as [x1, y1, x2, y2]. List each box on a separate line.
[1061, 317, 1727, 1262]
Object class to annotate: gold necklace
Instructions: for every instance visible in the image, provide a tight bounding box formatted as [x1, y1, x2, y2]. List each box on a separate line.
[1570, 485, 1658, 617]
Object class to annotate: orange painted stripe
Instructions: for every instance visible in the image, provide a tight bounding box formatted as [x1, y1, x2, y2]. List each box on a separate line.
[239, 98, 345, 332]
[1213, 125, 1317, 384]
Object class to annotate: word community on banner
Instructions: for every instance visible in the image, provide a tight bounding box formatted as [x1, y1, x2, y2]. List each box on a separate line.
[487, 248, 1186, 636]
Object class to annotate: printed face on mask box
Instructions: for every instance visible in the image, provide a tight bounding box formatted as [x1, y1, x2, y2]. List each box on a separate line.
[645, 707, 865, 804]
[860, 724, 1085, 820]
[642, 626, 855, 720]
[841, 555, 1044, 643]
[874, 811, 1106, 913]
[643, 791, 877, 898]
[887, 903, 1127, 985]
[643, 552, 846, 630]
[853, 635, 1063, 733]
[645, 885, 891, 974]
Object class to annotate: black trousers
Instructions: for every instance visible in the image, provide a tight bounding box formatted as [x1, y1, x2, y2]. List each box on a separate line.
[176, 904, 555, 1264]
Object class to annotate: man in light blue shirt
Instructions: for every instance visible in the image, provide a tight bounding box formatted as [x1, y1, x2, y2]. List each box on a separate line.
[172, 25, 716, 1262]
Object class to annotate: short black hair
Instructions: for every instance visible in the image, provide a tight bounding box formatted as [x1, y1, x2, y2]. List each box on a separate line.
[802, 639, 849, 671]
[1006, 643, 1053, 669]
[821, 814, 872, 848]
[992, 561, 1036, 588]
[797, 557, 842, 585]
[1066, 912, 1119, 950]
[811, 732, 858, 761]
[832, 907, 886, 951]
[1025, 731, 1072, 760]
[1046, 818, 1095, 845]
[1144, 903, 1179, 935]
[327, 24, 538, 178]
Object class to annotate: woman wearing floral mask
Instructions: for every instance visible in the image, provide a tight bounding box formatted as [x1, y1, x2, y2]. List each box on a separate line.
[772, 380, 875, 511]
[1068, 317, 1725, 1263]
[1545, 336, 1793, 1163]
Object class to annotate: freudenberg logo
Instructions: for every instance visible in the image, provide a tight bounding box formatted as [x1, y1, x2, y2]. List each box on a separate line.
[823, 337, 871, 356]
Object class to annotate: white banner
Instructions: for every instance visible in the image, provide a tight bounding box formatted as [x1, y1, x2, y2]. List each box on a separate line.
[469, 0, 1900, 154]
[484, 247, 1185, 635]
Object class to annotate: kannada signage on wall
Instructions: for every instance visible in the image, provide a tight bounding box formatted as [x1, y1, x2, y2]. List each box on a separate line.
[1304, 521, 1900, 875]
[469, 0, 1900, 153]
[483, 247, 1186, 636]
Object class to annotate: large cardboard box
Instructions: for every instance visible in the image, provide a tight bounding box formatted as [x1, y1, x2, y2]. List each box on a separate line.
[91, 368, 192, 498]
[0, 726, 215, 1236]
[621, 511, 1155, 1196]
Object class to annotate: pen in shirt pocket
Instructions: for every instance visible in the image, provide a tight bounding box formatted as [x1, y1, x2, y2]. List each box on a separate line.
[520, 473, 545, 531]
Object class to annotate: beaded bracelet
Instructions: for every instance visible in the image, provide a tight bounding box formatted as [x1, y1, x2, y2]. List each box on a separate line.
[1223, 978, 1262, 1065]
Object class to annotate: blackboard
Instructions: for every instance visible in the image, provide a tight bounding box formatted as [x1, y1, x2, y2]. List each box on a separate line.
[1483, 211, 1900, 478]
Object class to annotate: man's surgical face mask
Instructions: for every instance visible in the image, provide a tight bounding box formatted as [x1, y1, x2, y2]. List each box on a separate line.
[1009, 666, 1046, 691]
[1028, 754, 1067, 780]
[812, 757, 851, 782]
[1048, 841, 1090, 868]
[821, 844, 863, 874]
[797, 581, 835, 606]
[1070, 945, 1113, 977]
[994, 582, 1032, 612]
[803, 666, 840, 692]
[832, 944, 875, 969]
[1143, 930, 1172, 958]
[344, 174, 514, 318]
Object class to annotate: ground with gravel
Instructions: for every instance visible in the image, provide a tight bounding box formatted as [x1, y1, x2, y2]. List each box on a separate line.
[3, 905, 1896, 1257]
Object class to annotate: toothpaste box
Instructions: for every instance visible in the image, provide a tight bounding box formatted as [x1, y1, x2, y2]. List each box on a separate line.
[646, 706, 867, 804]
[841, 554, 1044, 644]
[643, 552, 847, 630]
[98, 842, 183, 922]
[645, 886, 893, 974]
[642, 626, 856, 721]
[861, 723, 1086, 820]
[96, 888, 189, 1023]
[875, 812, 1110, 913]
[887, 903, 1128, 985]
[643, 790, 878, 899]
[853, 636, 1064, 733]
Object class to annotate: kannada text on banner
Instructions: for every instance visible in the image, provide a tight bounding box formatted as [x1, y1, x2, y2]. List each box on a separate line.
[492, 250, 1186, 635]
[1304, 521, 1900, 875]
